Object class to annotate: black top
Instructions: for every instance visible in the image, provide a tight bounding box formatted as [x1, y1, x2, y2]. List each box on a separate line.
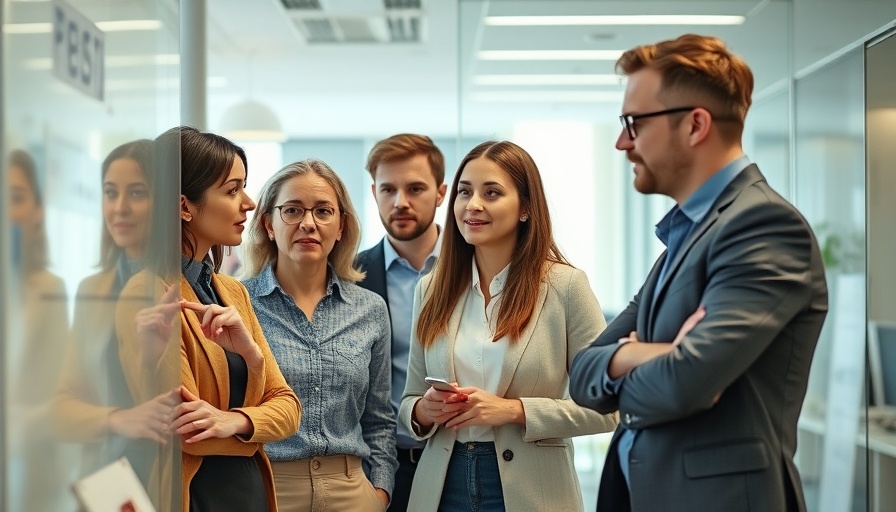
[182, 258, 267, 512]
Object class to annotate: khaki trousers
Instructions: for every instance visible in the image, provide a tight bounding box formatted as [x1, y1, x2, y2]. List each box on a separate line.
[271, 455, 385, 512]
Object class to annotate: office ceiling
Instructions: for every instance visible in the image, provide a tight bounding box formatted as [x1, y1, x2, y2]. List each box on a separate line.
[202, 0, 896, 139]
[3, 0, 896, 144]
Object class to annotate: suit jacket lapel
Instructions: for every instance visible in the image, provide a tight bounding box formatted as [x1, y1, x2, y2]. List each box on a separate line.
[442, 288, 467, 383]
[642, 256, 665, 339]
[649, 164, 764, 320]
[496, 279, 548, 397]
[366, 239, 390, 307]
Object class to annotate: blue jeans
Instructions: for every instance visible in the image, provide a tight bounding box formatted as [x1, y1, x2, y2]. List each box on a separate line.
[439, 442, 506, 512]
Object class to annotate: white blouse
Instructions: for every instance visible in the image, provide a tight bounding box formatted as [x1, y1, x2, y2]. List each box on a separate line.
[454, 258, 511, 442]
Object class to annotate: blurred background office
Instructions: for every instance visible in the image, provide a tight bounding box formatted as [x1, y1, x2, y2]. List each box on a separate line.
[2, 0, 896, 510]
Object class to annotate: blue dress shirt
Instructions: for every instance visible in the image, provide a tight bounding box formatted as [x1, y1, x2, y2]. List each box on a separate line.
[613, 155, 751, 485]
[382, 234, 441, 450]
[242, 264, 398, 493]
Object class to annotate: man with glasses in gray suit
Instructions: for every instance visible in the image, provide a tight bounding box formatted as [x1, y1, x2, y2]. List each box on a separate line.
[571, 34, 828, 512]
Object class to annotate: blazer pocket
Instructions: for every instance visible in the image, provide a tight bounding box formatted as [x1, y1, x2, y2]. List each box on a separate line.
[684, 440, 769, 479]
[534, 438, 568, 448]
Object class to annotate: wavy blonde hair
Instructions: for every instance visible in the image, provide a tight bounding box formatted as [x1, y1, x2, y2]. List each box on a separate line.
[242, 159, 364, 282]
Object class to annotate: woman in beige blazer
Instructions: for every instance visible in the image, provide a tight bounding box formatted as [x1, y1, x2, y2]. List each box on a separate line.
[399, 140, 618, 512]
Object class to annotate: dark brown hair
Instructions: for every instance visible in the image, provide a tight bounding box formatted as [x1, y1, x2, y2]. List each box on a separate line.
[145, 126, 247, 279]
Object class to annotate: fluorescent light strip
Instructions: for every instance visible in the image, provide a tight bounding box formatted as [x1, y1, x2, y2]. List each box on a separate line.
[485, 15, 745, 26]
[474, 74, 621, 86]
[3, 19, 161, 34]
[477, 50, 624, 61]
[471, 91, 623, 103]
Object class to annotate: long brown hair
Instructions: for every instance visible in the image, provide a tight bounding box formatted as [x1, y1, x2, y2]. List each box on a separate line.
[416, 140, 568, 347]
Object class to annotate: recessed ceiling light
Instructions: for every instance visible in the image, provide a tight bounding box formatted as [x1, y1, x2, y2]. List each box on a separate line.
[473, 74, 621, 86]
[477, 50, 624, 61]
[24, 54, 180, 70]
[485, 15, 745, 26]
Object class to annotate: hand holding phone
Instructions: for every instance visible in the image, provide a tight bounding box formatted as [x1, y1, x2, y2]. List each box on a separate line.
[424, 377, 459, 393]
[424, 377, 469, 401]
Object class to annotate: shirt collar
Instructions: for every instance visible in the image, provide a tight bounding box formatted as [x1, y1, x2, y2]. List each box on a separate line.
[181, 255, 214, 289]
[471, 257, 511, 297]
[680, 155, 751, 224]
[654, 155, 751, 246]
[383, 225, 443, 272]
[255, 262, 351, 304]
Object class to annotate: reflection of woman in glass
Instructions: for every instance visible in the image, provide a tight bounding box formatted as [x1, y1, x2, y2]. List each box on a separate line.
[117, 127, 301, 512]
[7, 149, 69, 511]
[399, 141, 618, 512]
[242, 160, 396, 512]
[55, 140, 177, 481]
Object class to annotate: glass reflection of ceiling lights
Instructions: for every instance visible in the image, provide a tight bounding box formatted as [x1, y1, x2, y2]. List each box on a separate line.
[2, 19, 161, 34]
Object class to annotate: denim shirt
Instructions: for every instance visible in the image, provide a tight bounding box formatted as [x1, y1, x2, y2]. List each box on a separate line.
[242, 264, 398, 493]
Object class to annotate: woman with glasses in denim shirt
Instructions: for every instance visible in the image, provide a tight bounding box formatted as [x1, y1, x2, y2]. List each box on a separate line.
[242, 159, 397, 512]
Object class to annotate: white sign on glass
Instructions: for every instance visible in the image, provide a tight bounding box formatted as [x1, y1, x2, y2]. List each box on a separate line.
[52, 0, 104, 101]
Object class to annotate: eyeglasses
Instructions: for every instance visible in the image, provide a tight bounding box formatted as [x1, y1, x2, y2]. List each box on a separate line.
[273, 204, 340, 225]
[619, 106, 696, 140]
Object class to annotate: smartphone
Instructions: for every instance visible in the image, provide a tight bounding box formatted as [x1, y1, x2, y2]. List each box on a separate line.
[424, 377, 460, 393]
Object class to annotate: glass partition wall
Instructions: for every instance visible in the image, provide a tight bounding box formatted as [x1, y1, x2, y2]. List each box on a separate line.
[2, 0, 180, 510]
[865, 29, 896, 512]
[456, 0, 894, 510]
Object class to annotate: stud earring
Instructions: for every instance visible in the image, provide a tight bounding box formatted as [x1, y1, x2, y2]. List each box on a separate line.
[520, 214, 529, 222]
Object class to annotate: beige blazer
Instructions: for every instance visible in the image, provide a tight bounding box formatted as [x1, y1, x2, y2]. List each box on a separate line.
[399, 263, 618, 512]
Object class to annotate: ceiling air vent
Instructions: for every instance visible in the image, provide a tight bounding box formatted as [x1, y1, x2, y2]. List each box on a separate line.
[279, 0, 425, 45]
[384, 0, 422, 9]
[280, 0, 322, 10]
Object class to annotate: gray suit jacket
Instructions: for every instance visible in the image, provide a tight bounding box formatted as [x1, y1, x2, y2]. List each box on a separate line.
[570, 165, 828, 512]
[401, 264, 618, 511]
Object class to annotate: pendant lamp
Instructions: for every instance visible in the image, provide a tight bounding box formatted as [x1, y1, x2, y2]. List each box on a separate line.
[218, 99, 287, 142]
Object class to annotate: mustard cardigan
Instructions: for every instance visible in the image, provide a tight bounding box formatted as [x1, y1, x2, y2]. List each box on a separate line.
[117, 270, 301, 511]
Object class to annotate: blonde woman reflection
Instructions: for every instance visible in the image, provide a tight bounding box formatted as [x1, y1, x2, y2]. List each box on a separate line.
[54, 140, 179, 483]
[7, 149, 69, 511]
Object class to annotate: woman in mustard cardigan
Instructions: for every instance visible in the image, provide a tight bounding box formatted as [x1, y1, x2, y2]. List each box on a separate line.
[117, 127, 301, 511]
